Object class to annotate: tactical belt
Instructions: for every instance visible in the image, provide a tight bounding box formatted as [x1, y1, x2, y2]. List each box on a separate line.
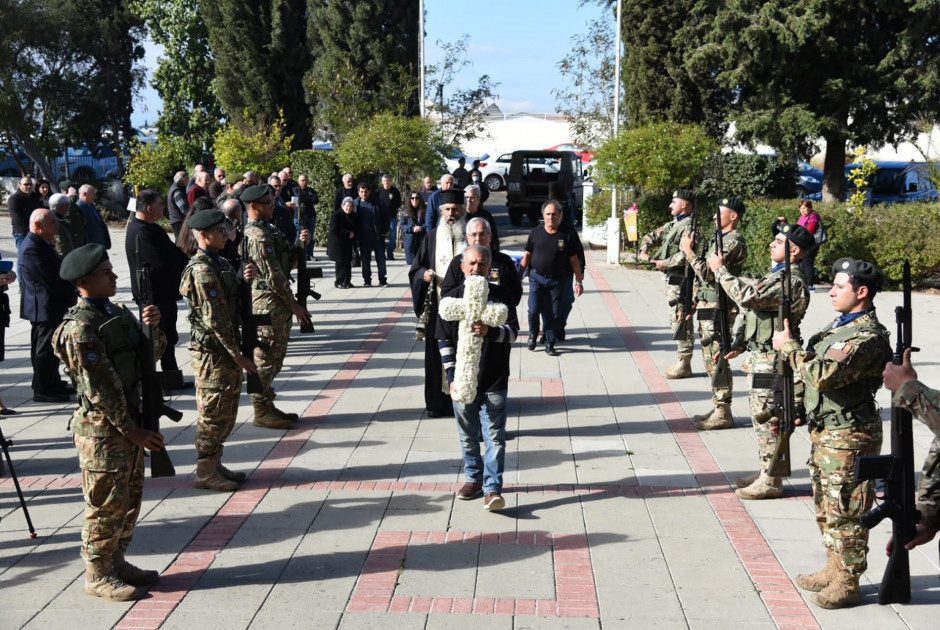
[667, 275, 685, 286]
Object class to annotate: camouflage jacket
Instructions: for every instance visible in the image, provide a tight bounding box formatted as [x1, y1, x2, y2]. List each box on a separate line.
[716, 263, 810, 353]
[179, 250, 241, 360]
[687, 229, 747, 307]
[781, 310, 891, 434]
[52, 300, 166, 438]
[243, 218, 294, 314]
[894, 380, 940, 528]
[639, 215, 697, 276]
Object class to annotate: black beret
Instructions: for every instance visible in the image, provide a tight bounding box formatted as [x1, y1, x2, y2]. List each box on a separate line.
[832, 257, 886, 292]
[240, 184, 273, 203]
[672, 189, 695, 203]
[779, 223, 815, 252]
[440, 189, 465, 205]
[188, 210, 226, 231]
[224, 173, 242, 185]
[718, 196, 746, 215]
[60, 244, 109, 282]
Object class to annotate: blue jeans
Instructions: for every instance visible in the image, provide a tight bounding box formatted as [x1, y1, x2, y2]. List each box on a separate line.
[528, 272, 563, 343]
[387, 215, 398, 257]
[453, 389, 507, 494]
[301, 215, 317, 258]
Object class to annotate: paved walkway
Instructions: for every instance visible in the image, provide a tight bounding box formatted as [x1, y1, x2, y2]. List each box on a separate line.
[2, 206, 940, 629]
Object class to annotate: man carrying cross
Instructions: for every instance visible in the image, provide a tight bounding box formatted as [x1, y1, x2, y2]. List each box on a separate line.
[437, 245, 519, 511]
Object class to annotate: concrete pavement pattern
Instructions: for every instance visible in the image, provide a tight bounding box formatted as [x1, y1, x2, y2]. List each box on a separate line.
[1, 221, 940, 629]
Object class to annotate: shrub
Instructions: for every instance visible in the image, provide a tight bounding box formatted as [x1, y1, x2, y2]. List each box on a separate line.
[213, 111, 293, 177]
[123, 136, 203, 194]
[291, 149, 340, 246]
[699, 154, 797, 199]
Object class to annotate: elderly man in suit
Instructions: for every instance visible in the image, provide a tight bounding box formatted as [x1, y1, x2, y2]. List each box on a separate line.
[77, 185, 111, 249]
[20, 209, 77, 402]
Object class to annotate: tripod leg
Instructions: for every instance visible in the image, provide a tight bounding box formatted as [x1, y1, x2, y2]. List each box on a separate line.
[0, 429, 38, 538]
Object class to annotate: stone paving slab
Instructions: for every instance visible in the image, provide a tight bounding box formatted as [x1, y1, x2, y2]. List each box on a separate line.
[1, 207, 940, 628]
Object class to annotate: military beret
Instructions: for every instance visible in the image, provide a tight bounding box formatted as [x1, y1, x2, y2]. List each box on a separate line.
[239, 184, 273, 203]
[59, 179, 76, 190]
[224, 173, 242, 185]
[60, 244, 109, 282]
[188, 210, 226, 231]
[832, 257, 886, 292]
[672, 189, 695, 203]
[779, 223, 815, 252]
[440, 188, 465, 205]
[718, 196, 746, 215]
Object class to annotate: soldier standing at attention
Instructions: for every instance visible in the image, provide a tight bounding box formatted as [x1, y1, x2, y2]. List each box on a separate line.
[679, 197, 748, 430]
[52, 244, 165, 601]
[638, 190, 699, 379]
[773, 257, 892, 609]
[708, 224, 814, 499]
[241, 184, 311, 429]
[180, 210, 259, 491]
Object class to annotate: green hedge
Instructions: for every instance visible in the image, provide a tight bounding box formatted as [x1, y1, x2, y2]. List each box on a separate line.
[699, 154, 797, 199]
[291, 150, 340, 247]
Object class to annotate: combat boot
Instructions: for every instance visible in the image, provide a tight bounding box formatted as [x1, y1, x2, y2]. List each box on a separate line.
[85, 561, 139, 601]
[735, 472, 783, 500]
[796, 551, 839, 592]
[734, 471, 760, 489]
[271, 405, 300, 423]
[193, 457, 239, 492]
[692, 403, 733, 430]
[811, 570, 861, 609]
[216, 447, 246, 483]
[252, 401, 291, 430]
[113, 551, 159, 587]
[664, 354, 692, 379]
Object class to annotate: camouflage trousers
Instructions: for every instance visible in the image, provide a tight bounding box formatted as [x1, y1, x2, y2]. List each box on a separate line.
[665, 281, 694, 356]
[697, 314, 733, 405]
[809, 426, 882, 577]
[747, 351, 778, 473]
[918, 435, 940, 528]
[191, 349, 244, 458]
[252, 308, 293, 405]
[75, 434, 144, 566]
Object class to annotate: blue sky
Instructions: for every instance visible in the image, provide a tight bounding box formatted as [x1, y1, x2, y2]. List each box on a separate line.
[131, 1, 610, 128]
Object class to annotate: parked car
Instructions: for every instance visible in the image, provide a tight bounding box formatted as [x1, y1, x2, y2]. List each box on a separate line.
[437, 145, 488, 176]
[544, 142, 594, 164]
[54, 144, 121, 181]
[480, 152, 559, 191]
[805, 161, 938, 204]
[796, 160, 823, 197]
[505, 150, 584, 226]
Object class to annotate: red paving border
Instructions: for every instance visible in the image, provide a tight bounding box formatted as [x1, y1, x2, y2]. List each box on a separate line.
[589, 264, 821, 630]
[346, 530, 599, 618]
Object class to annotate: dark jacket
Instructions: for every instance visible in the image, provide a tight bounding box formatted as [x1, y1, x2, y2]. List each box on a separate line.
[353, 197, 388, 244]
[327, 209, 357, 263]
[8, 190, 40, 235]
[18, 232, 76, 322]
[125, 216, 190, 303]
[76, 199, 111, 249]
[167, 182, 189, 224]
[334, 185, 356, 212]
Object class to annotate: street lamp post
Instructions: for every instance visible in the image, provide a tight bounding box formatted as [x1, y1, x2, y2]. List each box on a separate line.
[607, 0, 622, 265]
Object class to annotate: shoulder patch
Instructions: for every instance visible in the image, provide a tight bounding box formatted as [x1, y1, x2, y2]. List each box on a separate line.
[825, 342, 855, 362]
[78, 341, 104, 367]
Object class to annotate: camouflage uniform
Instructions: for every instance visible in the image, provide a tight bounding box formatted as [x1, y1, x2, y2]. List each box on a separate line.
[179, 250, 243, 459]
[243, 217, 296, 406]
[52, 299, 166, 572]
[639, 216, 698, 355]
[687, 229, 747, 405]
[717, 263, 810, 474]
[780, 311, 891, 578]
[893, 381, 940, 531]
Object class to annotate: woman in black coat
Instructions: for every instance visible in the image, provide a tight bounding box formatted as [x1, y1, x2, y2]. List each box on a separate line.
[328, 197, 357, 288]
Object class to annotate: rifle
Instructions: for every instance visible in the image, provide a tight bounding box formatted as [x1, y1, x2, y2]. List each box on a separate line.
[239, 236, 271, 395]
[134, 264, 181, 478]
[855, 260, 919, 605]
[697, 209, 733, 389]
[674, 208, 697, 341]
[294, 204, 321, 334]
[0, 424, 38, 537]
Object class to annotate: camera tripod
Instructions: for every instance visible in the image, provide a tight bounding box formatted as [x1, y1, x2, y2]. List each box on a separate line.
[0, 424, 38, 538]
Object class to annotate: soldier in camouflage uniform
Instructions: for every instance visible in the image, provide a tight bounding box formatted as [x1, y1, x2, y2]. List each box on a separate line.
[679, 196, 748, 430]
[52, 244, 165, 601]
[709, 224, 814, 499]
[240, 184, 311, 429]
[773, 257, 892, 609]
[180, 211, 259, 491]
[883, 349, 940, 553]
[638, 190, 700, 378]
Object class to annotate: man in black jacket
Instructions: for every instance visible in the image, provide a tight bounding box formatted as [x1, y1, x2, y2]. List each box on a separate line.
[166, 171, 190, 240]
[20, 209, 77, 401]
[354, 183, 389, 286]
[125, 189, 192, 390]
[8, 177, 40, 252]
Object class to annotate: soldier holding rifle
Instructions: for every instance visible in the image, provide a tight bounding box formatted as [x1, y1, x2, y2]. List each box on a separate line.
[707, 224, 813, 499]
[52, 244, 165, 601]
[772, 257, 891, 609]
[638, 190, 699, 379]
[679, 197, 748, 430]
[180, 210, 259, 491]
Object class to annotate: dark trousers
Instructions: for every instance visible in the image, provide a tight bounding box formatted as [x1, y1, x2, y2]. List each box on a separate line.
[800, 246, 818, 287]
[155, 299, 179, 372]
[528, 272, 563, 344]
[359, 238, 387, 283]
[171, 222, 182, 241]
[335, 259, 352, 286]
[31, 320, 66, 395]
